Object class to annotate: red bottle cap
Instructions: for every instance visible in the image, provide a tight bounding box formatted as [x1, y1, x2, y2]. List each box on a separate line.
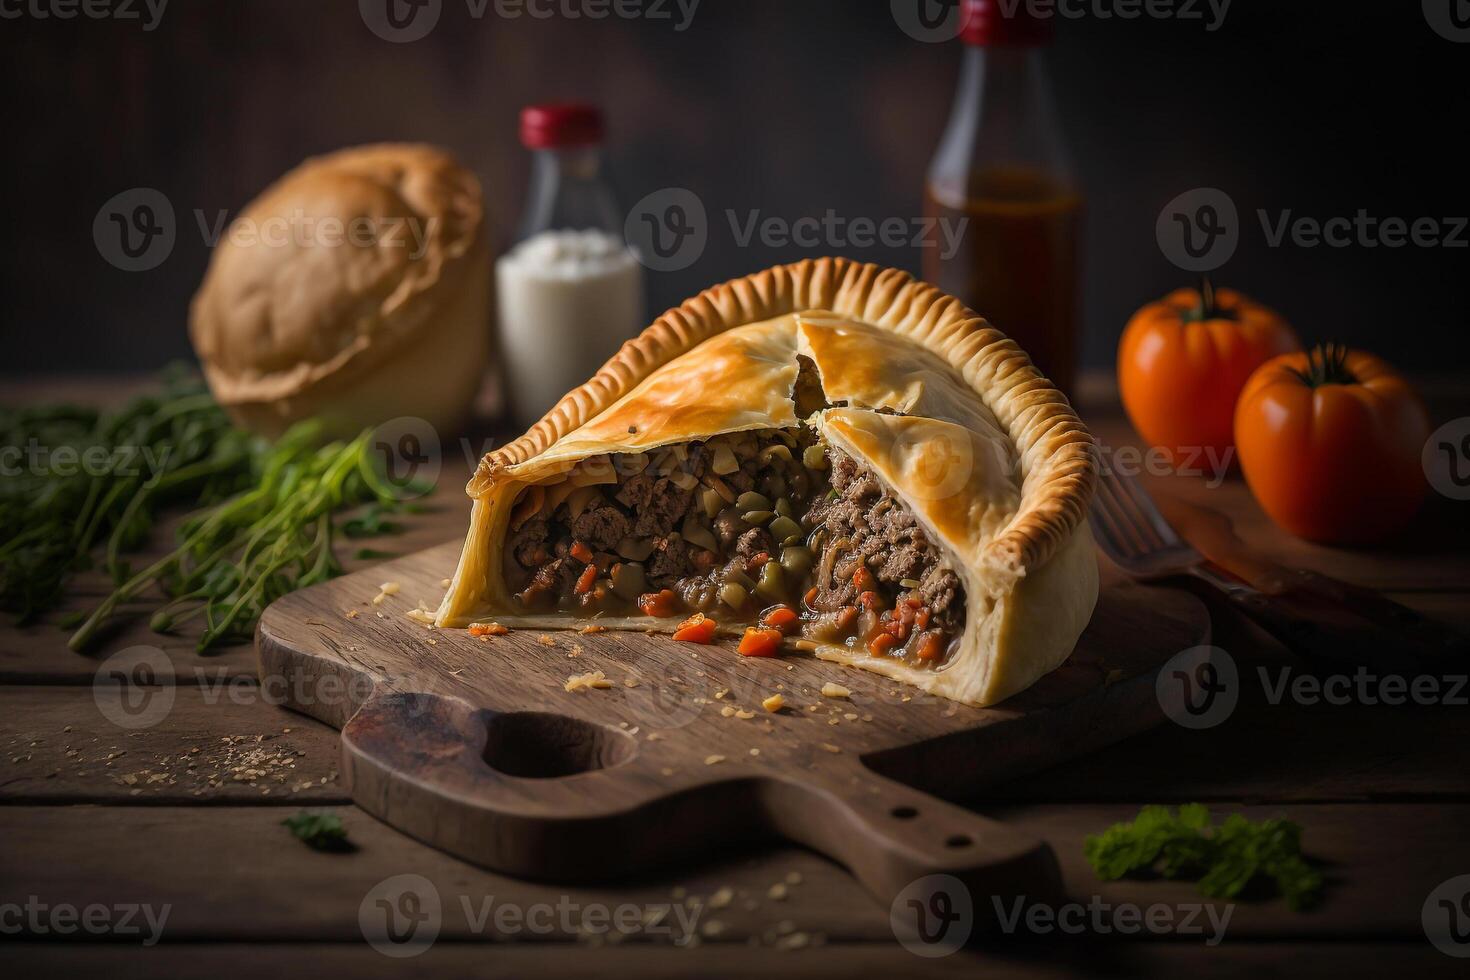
[961, 0, 1053, 46]
[519, 104, 604, 149]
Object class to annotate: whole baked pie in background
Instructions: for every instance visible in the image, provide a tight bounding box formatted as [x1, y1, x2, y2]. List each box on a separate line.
[189, 143, 491, 439]
[439, 258, 1097, 706]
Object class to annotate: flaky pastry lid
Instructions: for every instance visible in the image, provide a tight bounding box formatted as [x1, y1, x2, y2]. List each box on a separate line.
[468, 258, 1093, 579]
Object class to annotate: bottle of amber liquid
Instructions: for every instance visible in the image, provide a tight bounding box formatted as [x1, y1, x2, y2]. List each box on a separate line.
[924, 0, 1082, 394]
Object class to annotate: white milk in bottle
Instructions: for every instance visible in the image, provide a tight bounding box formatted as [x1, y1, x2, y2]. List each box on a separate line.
[495, 104, 645, 425]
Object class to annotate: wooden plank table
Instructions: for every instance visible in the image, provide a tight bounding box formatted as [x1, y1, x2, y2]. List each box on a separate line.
[3, 374, 1468, 978]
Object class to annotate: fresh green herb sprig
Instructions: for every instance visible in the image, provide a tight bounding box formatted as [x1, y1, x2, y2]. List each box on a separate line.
[1085, 804, 1323, 910]
[68, 420, 415, 652]
[283, 810, 353, 852]
[1, 374, 253, 624]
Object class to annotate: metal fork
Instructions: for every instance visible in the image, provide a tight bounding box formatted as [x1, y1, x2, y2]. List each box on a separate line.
[1090, 456, 1466, 675]
[1089, 462, 1246, 596]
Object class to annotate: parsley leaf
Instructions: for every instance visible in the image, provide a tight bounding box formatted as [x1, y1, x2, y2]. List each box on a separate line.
[1085, 805, 1322, 910]
[283, 810, 354, 852]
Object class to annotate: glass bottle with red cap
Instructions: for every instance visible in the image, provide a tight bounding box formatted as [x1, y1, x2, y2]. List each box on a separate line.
[497, 103, 644, 424]
[923, 0, 1082, 394]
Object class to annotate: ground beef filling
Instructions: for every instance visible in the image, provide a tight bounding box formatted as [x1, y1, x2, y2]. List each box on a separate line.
[804, 451, 963, 631]
[502, 430, 966, 669]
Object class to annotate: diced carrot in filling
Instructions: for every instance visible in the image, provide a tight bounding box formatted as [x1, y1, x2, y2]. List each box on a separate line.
[868, 632, 898, 657]
[673, 613, 718, 644]
[915, 630, 945, 662]
[738, 626, 783, 657]
[761, 605, 799, 631]
[501, 426, 965, 669]
[637, 590, 679, 618]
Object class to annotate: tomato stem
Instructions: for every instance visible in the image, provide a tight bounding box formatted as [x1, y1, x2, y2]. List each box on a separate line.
[1183, 275, 1235, 322]
[1289, 343, 1358, 388]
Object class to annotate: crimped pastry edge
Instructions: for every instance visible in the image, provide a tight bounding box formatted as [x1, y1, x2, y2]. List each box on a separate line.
[469, 257, 1095, 578]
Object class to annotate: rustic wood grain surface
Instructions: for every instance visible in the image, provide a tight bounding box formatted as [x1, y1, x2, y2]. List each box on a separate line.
[255, 543, 1206, 909]
[3, 374, 1468, 978]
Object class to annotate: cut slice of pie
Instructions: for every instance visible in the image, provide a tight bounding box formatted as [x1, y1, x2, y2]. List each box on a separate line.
[437, 258, 1098, 706]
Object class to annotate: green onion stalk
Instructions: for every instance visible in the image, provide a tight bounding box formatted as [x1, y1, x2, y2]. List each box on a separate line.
[68, 421, 413, 653]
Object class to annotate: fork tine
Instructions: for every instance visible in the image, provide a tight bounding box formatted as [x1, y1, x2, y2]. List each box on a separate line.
[1097, 470, 1160, 555]
[1087, 489, 1134, 562]
[1115, 467, 1184, 549]
[1089, 474, 1144, 561]
[1099, 471, 1165, 553]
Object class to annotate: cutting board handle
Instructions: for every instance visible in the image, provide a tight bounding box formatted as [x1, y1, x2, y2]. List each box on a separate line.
[757, 770, 1063, 914]
[341, 689, 1062, 922]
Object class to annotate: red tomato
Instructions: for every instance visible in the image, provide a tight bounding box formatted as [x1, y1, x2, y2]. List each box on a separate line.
[1119, 282, 1299, 462]
[1234, 345, 1431, 544]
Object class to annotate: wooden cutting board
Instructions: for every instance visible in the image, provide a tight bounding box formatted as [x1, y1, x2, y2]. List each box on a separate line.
[257, 541, 1208, 913]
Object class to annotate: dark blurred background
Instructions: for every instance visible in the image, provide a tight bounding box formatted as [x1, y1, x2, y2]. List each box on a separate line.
[3, 0, 1466, 376]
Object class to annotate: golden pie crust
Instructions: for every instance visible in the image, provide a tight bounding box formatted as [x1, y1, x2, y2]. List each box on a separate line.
[189, 143, 490, 438]
[437, 258, 1097, 706]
